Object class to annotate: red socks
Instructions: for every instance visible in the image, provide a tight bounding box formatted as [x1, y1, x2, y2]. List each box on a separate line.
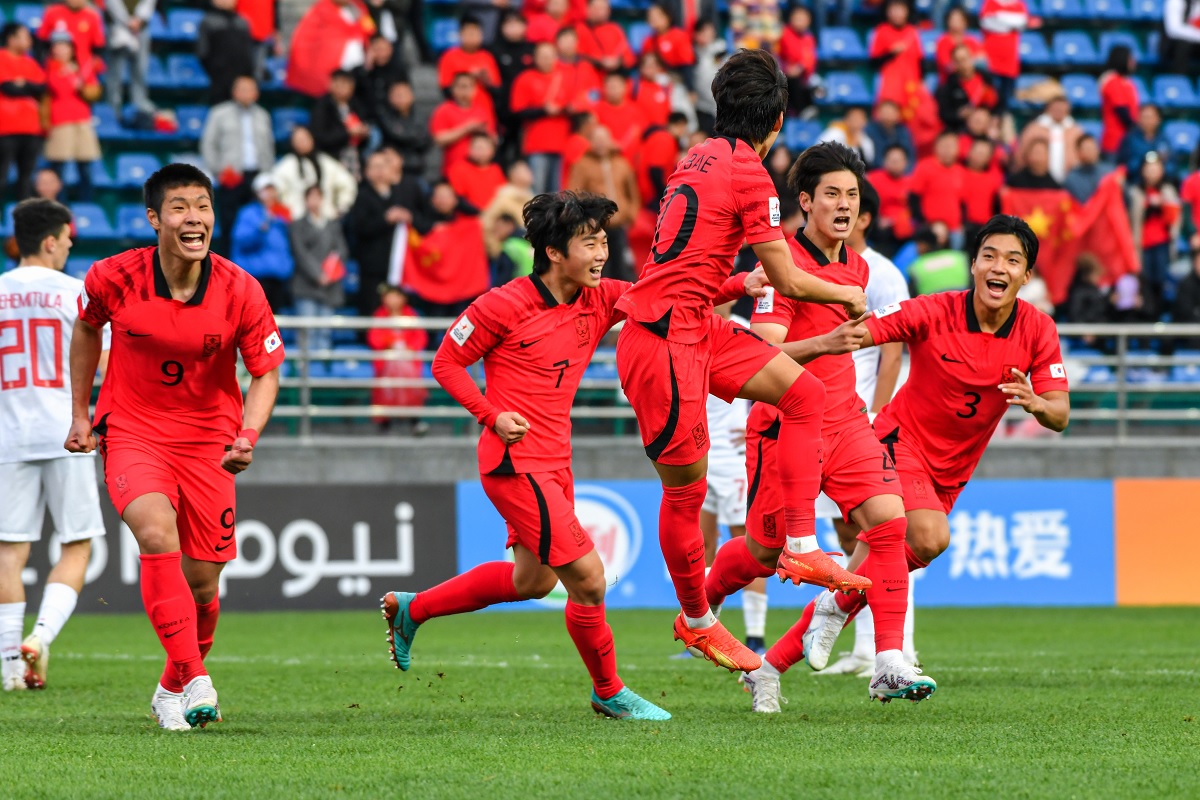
[705, 536, 775, 608]
[773, 371, 826, 539]
[658, 478, 710, 618]
[763, 596, 818, 674]
[855, 517, 909, 653]
[565, 601, 623, 699]
[160, 596, 221, 693]
[409, 562, 521, 624]
[905, 543, 930, 571]
[140, 552, 205, 687]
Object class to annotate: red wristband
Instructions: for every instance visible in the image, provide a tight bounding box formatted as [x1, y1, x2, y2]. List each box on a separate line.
[238, 428, 259, 447]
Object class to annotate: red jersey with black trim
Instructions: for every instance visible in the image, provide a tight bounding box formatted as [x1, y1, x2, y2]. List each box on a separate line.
[751, 233, 870, 431]
[865, 290, 1068, 490]
[616, 136, 784, 344]
[432, 274, 628, 474]
[79, 248, 284, 458]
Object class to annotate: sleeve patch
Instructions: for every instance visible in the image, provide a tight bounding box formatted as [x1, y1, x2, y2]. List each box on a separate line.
[79, 286, 89, 310]
[1049, 363, 1066, 379]
[450, 315, 476, 346]
[755, 287, 775, 314]
[264, 331, 282, 353]
[768, 196, 781, 228]
[874, 301, 903, 318]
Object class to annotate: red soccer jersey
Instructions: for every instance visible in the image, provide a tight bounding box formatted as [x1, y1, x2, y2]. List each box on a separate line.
[751, 233, 870, 430]
[777, 27, 816, 76]
[447, 161, 506, 211]
[432, 274, 628, 474]
[39, 5, 105, 70]
[79, 249, 284, 458]
[980, 0, 1027, 78]
[510, 67, 573, 156]
[628, 76, 671, 127]
[429, 100, 496, 175]
[437, 47, 501, 89]
[867, 168, 914, 239]
[865, 290, 1068, 490]
[576, 21, 635, 70]
[1100, 73, 1139, 155]
[616, 136, 784, 344]
[962, 166, 1004, 225]
[0, 51, 45, 135]
[525, 12, 567, 44]
[910, 157, 966, 229]
[641, 28, 695, 68]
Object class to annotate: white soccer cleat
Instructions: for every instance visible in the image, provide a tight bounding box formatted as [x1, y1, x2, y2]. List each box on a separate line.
[868, 652, 937, 704]
[742, 667, 787, 713]
[814, 651, 874, 677]
[2, 672, 26, 691]
[802, 591, 850, 671]
[20, 634, 48, 689]
[151, 684, 192, 731]
[182, 676, 222, 728]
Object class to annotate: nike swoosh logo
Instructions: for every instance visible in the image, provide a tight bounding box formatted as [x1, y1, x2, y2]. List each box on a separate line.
[127, 331, 151, 337]
[163, 628, 186, 638]
[519, 339, 542, 348]
[215, 542, 233, 552]
[940, 354, 964, 363]
[885, 587, 905, 592]
[883, 477, 897, 483]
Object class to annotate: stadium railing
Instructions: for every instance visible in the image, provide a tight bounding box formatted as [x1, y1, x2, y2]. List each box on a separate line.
[265, 317, 1200, 444]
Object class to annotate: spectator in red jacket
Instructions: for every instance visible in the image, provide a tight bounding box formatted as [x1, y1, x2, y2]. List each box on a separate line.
[629, 111, 687, 269]
[909, 130, 967, 248]
[979, 0, 1031, 115]
[430, 72, 497, 176]
[286, 0, 376, 98]
[556, 26, 602, 108]
[935, 6, 983, 77]
[642, 3, 695, 89]
[592, 71, 648, 161]
[1099, 44, 1139, 158]
[778, 4, 817, 118]
[628, 52, 673, 127]
[527, 0, 573, 45]
[510, 41, 573, 192]
[867, 144, 914, 257]
[962, 139, 1004, 244]
[38, 0, 105, 72]
[437, 16, 501, 95]
[367, 286, 430, 435]
[870, 0, 924, 124]
[447, 133, 507, 211]
[577, 0, 635, 72]
[0, 23, 45, 200]
[44, 33, 101, 202]
[936, 43, 998, 132]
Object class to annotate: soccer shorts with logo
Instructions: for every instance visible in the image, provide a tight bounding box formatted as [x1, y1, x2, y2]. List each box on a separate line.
[0, 457, 105, 543]
[617, 314, 779, 466]
[702, 457, 748, 527]
[100, 444, 238, 562]
[875, 424, 963, 515]
[747, 416, 899, 548]
[481, 467, 594, 567]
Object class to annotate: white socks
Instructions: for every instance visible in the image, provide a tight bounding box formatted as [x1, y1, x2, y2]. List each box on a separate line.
[0, 602, 25, 681]
[742, 589, 768, 638]
[854, 580, 916, 659]
[875, 648, 905, 669]
[33, 583, 79, 646]
[685, 610, 718, 629]
[786, 535, 819, 553]
[757, 657, 781, 678]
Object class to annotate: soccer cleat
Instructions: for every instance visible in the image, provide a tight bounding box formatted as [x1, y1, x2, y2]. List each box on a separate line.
[869, 655, 937, 704]
[777, 549, 872, 593]
[2, 672, 25, 691]
[671, 614, 761, 673]
[20, 634, 48, 690]
[181, 675, 221, 728]
[802, 591, 850, 671]
[381, 592, 421, 671]
[591, 687, 672, 721]
[815, 652, 875, 677]
[150, 684, 192, 731]
[742, 667, 787, 713]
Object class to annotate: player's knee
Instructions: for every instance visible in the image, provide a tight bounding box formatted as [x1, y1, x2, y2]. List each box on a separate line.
[565, 571, 606, 606]
[908, 523, 950, 564]
[189, 581, 219, 605]
[0, 542, 31, 576]
[133, 524, 178, 554]
[514, 570, 558, 600]
[746, 538, 781, 570]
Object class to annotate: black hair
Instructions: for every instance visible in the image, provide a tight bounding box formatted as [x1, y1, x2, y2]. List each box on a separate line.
[330, 69, 355, 82]
[12, 198, 72, 258]
[944, 5, 969, 26]
[459, 13, 482, 29]
[1, 22, 26, 46]
[451, 71, 476, 84]
[712, 49, 788, 146]
[786, 141, 866, 202]
[1104, 44, 1133, 75]
[1140, 102, 1162, 118]
[523, 191, 617, 275]
[971, 214, 1039, 271]
[369, 33, 391, 45]
[667, 111, 689, 127]
[1076, 132, 1096, 150]
[289, 123, 324, 190]
[500, 9, 526, 26]
[914, 226, 940, 250]
[648, 2, 676, 26]
[144, 163, 214, 215]
[936, 128, 958, 142]
[556, 25, 578, 41]
[859, 178, 880, 238]
[884, 143, 910, 159]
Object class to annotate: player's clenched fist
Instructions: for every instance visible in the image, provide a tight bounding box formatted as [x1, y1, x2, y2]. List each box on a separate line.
[492, 411, 530, 444]
[221, 438, 256, 474]
[742, 266, 770, 299]
[63, 419, 97, 454]
[839, 286, 868, 318]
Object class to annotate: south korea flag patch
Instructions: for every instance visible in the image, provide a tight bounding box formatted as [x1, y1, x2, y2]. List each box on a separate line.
[264, 331, 282, 353]
[1049, 363, 1066, 379]
[874, 302, 903, 318]
[755, 287, 775, 314]
[450, 315, 476, 346]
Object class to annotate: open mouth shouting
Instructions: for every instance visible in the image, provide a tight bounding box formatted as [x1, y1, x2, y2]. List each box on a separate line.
[984, 278, 1008, 299]
[832, 214, 853, 234]
[179, 230, 207, 253]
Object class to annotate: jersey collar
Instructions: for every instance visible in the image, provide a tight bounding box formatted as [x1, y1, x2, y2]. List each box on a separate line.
[152, 248, 212, 306]
[964, 290, 1019, 338]
[795, 229, 846, 266]
[529, 272, 581, 308]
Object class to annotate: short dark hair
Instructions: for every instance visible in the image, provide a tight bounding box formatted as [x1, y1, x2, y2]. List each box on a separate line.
[330, 69, 355, 82]
[1, 22, 26, 46]
[667, 111, 689, 127]
[1104, 44, 1133, 75]
[523, 191, 617, 275]
[648, 2, 676, 25]
[786, 141, 866, 202]
[971, 214, 1039, 271]
[459, 13, 482, 29]
[556, 25, 577, 41]
[884, 143, 910, 159]
[712, 49, 787, 146]
[12, 199, 72, 258]
[859, 178, 880, 238]
[1076, 132, 1096, 150]
[144, 163, 214, 215]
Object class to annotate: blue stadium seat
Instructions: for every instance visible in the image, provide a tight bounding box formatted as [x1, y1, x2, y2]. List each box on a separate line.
[1013, 74, 1049, 110]
[1085, 0, 1129, 18]
[924, 73, 938, 95]
[1078, 119, 1102, 141]
[1129, 0, 1161, 19]
[1130, 75, 1150, 103]
[13, 4, 44, 30]
[116, 204, 155, 240]
[330, 356, 375, 380]
[1019, 32, 1053, 67]
[150, 12, 168, 40]
[1083, 365, 1115, 383]
[1053, 32, 1100, 67]
[59, 160, 114, 189]
[176, 105, 208, 139]
[273, 108, 311, 141]
[171, 152, 210, 177]
[919, 28, 939, 61]
[166, 9, 204, 42]
[114, 154, 162, 188]
[167, 54, 210, 89]
[0, 202, 15, 237]
[146, 55, 169, 89]
[1153, 75, 1199, 109]
[818, 27, 866, 62]
[263, 56, 287, 89]
[430, 18, 459, 53]
[1039, 0, 1085, 17]
[1061, 74, 1100, 109]
[783, 119, 821, 152]
[1143, 32, 1160, 66]
[819, 72, 873, 106]
[71, 204, 116, 239]
[627, 22, 651, 54]
[92, 105, 130, 140]
[306, 361, 330, 379]
[1164, 120, 1200, 158]
[1098, 32, 1141, 63]
[64, 257, 92, 280]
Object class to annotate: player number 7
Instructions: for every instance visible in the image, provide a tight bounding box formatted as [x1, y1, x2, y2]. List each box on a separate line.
[553, 359, 569, 389]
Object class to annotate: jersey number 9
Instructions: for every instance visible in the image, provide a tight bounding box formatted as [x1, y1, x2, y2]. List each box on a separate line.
[161, 360, 185, 386]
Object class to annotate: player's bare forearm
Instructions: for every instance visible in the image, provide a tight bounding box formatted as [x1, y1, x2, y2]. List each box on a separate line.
[242, 368, 280, 435]
[752, 239, 866, 315]
[777, 338, 832, 365]
[68, 318, 102, 422]
[1031, 391, 1070, 432]
[871, 341, 903, 414]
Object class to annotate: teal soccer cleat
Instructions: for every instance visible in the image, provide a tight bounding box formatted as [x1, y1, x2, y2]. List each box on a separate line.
[381, 592, 421, 671]
[590, 687, 672, 721]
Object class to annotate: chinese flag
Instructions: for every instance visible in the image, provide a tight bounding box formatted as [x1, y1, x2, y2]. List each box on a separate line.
[1000, 187, 1076, 302]
[401, 216, 490, 306]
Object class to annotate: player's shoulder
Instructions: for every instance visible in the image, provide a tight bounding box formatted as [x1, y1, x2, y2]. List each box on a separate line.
[1014, 297, 1060, 339]
[88, 246, 153, 291]
[469, 275, 538, 324]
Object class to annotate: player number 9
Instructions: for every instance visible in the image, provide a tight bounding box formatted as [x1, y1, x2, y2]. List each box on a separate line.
[161, 360, 185, 386]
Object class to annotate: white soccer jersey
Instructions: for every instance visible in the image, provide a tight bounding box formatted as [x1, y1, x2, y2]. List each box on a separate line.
[854, 247, 910, 409]
[0, 266, 108, 463]
[707, 314, 751, 468]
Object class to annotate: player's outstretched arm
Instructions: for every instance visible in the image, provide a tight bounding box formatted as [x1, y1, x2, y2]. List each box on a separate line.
[756, 313, 870, 365]
[752, 238, 867, 316]
[1000, 371, 1070, 432]
[222, 367, 280, 474]
[64, 318, 103, 453]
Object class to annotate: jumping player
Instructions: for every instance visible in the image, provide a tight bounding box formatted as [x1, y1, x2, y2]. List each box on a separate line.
[762, 214, 1070, 696]
[0, 199, 108, 692]
[704, 143, 936, 710]
[615, 49, 869, 674]
[65, 164, 284, 730]
[383, 192, 765, 719]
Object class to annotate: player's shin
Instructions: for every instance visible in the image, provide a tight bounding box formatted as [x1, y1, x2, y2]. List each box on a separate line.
[659, 478, 712, 622]
[139, 552, 205, 685]
[408, 562, 522, 623]
[763, 599, 818, 674]
[857, 518, 909, 654]
[31, 583, 79, 646]
[705, 537, 775, 608]
[773, 372, 825, 553]
[565, 600, 624, 700]
[196, 597, 220, 660]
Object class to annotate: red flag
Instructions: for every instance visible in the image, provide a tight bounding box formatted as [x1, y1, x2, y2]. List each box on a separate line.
[400, 216, 490, 306]
[1059, 172, 1139, 299]
[1000, 186, 1076, 303]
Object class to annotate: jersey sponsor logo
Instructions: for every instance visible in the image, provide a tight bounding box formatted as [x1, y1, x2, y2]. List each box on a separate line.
[768, 196, 781, 228]
[875, 301, 903, 318]
[1049, 363, 1066, 379]
[264, 331, 282, 353]
[450, 315, 475, 346]
[202, 334, 222, 358]
[575, 317, 591, 347]
[755, 287, 775, 314]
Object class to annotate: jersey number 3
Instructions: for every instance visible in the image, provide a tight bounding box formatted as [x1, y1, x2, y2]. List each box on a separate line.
[957, 391, 981, 419]
[0, 318, 64, 390]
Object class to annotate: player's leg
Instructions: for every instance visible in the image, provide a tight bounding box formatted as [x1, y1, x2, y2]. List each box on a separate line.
[699, 508, 720, 568]
[819, 518, 875, 676]
[0, 461, 40, 691]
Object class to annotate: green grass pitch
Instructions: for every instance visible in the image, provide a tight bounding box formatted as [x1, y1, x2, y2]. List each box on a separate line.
[2, 607, 1197, 800]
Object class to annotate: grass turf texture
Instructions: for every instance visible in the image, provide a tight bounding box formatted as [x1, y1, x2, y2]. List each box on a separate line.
[1, 608, 1197, 800]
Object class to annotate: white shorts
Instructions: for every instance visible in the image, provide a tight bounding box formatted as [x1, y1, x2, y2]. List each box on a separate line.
[0, 457, 106, 543]
[703, 457, 747, 527]
[814, 491, 841, 520]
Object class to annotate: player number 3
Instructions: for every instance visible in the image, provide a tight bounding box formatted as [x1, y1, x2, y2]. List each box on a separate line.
[161, 360, 185, 386]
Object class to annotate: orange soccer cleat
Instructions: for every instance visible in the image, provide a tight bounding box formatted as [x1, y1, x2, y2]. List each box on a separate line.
[776, 549, 872, 593]
[672, 614, 762, 673]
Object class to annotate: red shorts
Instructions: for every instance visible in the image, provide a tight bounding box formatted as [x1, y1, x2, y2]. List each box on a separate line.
[617, 313, 779, 466]
[746, 413, 899, 549]
[101, 443, 238, 562]
[875, 424, 963, 515]
[481, 467, 594, 567]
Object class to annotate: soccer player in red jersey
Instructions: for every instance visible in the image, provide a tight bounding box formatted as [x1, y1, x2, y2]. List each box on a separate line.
[614, 49, 869, 674]
[64, 164, 284, 730]
[764, 214, 1071, 692]
[382, 192, 762, 719]
[703, 143, 936, 708]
